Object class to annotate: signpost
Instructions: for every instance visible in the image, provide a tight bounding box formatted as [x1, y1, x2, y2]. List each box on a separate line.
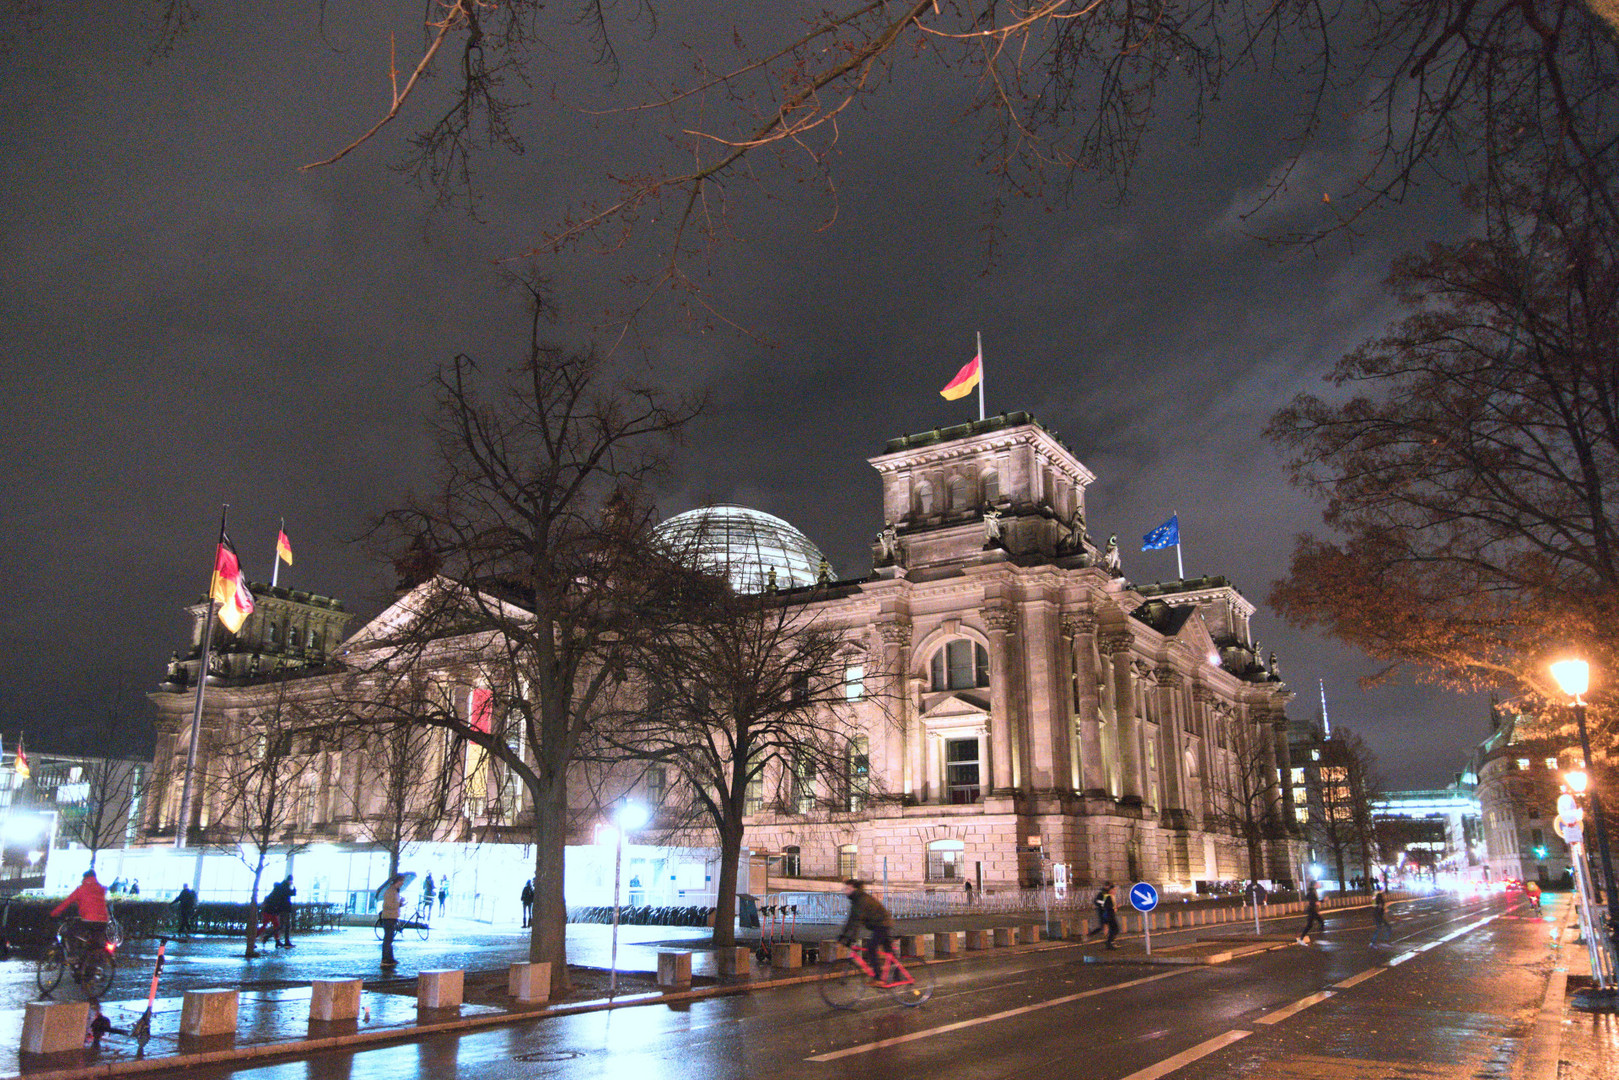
[1130, 882, 1159, 956]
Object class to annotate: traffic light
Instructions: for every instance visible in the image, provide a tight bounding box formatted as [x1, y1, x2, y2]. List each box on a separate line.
[1533, 845, 1549, 859]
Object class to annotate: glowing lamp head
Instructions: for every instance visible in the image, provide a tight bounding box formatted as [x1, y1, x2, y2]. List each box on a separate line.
[618, 802, 649, 832]
[1566, 770, 1589, 794]
[1550, 658, 1590, 700]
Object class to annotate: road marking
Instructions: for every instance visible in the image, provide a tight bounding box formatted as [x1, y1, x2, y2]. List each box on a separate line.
[1386, 912, 1502, 967]
[1113, 1029, 1252, 1080]
[1255, 990, 1334, 1024]
[1388, 949, 1418, 966]
[1333, 968, 1383, 989]
[804, 969, 1192, 1062]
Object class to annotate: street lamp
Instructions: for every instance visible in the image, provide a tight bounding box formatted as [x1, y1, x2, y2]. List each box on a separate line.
[607, 801, 649, 995]
[1550, 659, 1619, 971]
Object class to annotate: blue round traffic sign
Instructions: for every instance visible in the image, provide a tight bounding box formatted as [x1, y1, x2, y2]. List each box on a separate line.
[1129, 882, 1159, 912]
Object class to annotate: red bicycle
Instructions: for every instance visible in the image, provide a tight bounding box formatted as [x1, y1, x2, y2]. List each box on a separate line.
[818, 940, 934, 1009]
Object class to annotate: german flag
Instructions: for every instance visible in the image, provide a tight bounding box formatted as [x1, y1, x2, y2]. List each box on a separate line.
[212, 535, 256, 633]
[275, 529, 293, 567]
[940, 354, 982, 401]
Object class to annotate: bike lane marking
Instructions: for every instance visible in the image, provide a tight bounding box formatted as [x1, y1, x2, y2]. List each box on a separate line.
[1113, 1029, 1252, 1080]
[1254, 990, 1334, 1025]
[804, 968, 1194, 1062]
[1332, 968, 1383, 989]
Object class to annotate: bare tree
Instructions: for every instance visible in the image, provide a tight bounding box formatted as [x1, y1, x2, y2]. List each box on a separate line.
[1308, 727, 1382, 891]
[1202, 720, 1289, 886]
[58, 687, 145, 873]
[594, 555, 869, 952]
[206, 676, 311, 959]
[1268, 145, 1619, 740]
[343, 719, 458, 881]
[348, 277, 700, 994]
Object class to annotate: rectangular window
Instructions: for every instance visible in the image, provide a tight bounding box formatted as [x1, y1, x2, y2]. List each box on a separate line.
[946, 738, 981, 804]
[745, 774, 763, 816]
[780, 847, 801, 877]
[926, 847, 962, 881]
[1545, 757, 1558, 770]
[645, 767, 667, 804]
[838, 846, 858, 880]
[846, 737, 870, 812]
[843, 664, 866, 702]
[1517, 758, 1530, 770]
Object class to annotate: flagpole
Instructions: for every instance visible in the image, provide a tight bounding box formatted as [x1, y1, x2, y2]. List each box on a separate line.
[976, 331, 985, 422]
[271, 517, 283, 588]
[1175, 510, 1184, 579]
[176, 505, 227, 850]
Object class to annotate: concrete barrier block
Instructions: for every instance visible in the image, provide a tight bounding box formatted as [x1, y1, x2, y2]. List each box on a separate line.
[416, 970, 464, 1011]
[1021, 924, 1043, 944]
[934, 931, 964, 955]
[993, 927, 1016, 947]
[310, 979, 361, 1022]
[508, 962, 551, 1005]
[965, 929, 992, 950]
[771, 942, 803, 968]
[819, 940, 849, 963]
[658, 951, 692, 988]
[1047, 918, 1070, 940]
[21, 1001, 90, 1056]
[715, 947, 752, 976]
[899, 934, 933, 958]
[181, 989, 239, 1037]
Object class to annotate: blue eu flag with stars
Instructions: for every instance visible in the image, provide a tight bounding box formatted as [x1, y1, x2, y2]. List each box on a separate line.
[1142, 515, 1179, 551]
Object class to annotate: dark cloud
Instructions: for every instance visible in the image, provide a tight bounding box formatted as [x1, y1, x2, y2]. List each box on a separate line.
[0, 5, 1487, 782]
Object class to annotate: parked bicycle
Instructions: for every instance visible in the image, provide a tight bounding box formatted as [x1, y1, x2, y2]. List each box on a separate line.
[818, 940, 934, 1009]
[374, 895, 431, 942]
[36, 919, 116, 998]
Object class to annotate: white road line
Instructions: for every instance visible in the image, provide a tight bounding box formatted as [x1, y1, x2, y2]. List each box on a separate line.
[1255, 990, 1334, 1025]
[1333, 968, 1383, 989]
[1113, 1029, 1252, 1080]
[803, 969, 1192, 1062]
[1388, 949, 1419, 966]
[1386, 912, 1501, 967]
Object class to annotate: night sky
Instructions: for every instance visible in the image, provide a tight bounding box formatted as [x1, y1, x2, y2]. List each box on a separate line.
[0, 5, 1489, 786]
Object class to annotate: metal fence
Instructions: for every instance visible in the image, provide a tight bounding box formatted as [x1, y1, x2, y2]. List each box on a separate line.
[765, 884, 1313, 924]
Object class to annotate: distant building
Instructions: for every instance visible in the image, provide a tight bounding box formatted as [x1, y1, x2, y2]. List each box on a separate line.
[1372, 788, 1482, 879]
[0, 750, 148, 891]
[1470, 704, 1580, 886]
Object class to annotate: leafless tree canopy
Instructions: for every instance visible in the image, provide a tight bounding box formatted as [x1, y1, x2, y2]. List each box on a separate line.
[1268, 145, 1619, 739]
[1308, 727, 1382, 889]
[1201, 719, 1288, 884]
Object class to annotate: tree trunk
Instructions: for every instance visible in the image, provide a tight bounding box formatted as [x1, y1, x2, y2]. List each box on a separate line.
[529, 778, 570, 996]
[711, 813, 745, 950]
[244, 856, 266, 959]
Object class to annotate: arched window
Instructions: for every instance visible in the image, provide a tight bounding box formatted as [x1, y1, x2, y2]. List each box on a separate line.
[981, 470, 1000, 504]
[916, 481, 935, 516]
[946, 475, 968, 510]
[926, 838, 965, 881]
[781, 845, 801, 877]
[930, 640, 990, 691]
[838, 844, 859, 880]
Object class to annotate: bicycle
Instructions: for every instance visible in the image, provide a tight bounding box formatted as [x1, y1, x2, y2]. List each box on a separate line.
[818, 940, 934, 1009]
[374, 896, 431, 942]
[36, 920, 116, 999]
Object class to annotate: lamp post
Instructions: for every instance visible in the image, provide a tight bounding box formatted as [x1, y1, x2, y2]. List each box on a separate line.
[1550, 659, 1619, 965]
[607, 801, 649, 995]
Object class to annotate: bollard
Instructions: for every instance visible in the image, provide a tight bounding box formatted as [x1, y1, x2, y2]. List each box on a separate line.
[935, 931, 964, 955]
[993, 927, 1016, 947]
[1047, 918, 1070, 940]
[417, 970, 464, 1011]
[899, 934, 933, 958]
[658, 951, 693, 989]
[819, 940, 849, 963]
[771, 942, 803, 968]
[1021, 924, 1043, 944]
[965, 929, 992, 950]
[508, 962, 551, 1005]
[716, 947, 752, 976]
[181, 989, 239, 1037]
[310, 979, 361, 1022]
[21, 1001, 89, 1056]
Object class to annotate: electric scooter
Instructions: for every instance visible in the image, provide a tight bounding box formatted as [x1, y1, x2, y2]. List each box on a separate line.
[130, 936, 170, 1054]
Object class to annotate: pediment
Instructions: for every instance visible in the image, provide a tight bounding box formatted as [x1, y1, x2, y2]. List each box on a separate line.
[342, 576, 530, 651]
[920, 691, 990, 720]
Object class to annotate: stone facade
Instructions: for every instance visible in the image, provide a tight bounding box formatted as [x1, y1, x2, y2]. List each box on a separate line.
[141, 412, 1305, 897]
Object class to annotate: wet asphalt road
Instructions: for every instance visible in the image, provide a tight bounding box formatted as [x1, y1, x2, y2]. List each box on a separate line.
[169, 892, 1552, 1080]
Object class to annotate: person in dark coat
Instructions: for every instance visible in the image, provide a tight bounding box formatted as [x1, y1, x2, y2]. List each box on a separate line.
[171, 884, 198, 937]
[437, 876, 449, 916]
[1297, 882, 1324, 944]
[1094, 883, 1120, 949]
[520, 880, 534, 928]
[838, 880, 896, 981]
[1369, 885, 1395, 946]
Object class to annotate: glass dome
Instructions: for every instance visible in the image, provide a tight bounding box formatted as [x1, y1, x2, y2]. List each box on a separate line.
[652, 505, 828, 593]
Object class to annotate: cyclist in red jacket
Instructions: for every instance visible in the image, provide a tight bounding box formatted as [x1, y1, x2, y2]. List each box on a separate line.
[51, 869, 111, 958]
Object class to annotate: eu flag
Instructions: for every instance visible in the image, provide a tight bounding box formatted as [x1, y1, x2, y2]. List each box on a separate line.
[1142, 515, 1179, 551]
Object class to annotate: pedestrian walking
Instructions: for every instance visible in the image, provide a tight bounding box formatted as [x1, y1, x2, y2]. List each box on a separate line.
[257, 878, 291, 948]
[379, 873, 404, 968]
[129, 879, 140, 896]
[266, 875, 296, 947]
[520, 879, 534, 928]
[171, 884, 197, 937]
[423, 873, 437, 914]
[1094, 883, 1120, 949]
[1296, 882, 1323, 944]
[437, 875, 449, 916]
[964, 880, 974, 905]
[1369, 885, 1394, 947]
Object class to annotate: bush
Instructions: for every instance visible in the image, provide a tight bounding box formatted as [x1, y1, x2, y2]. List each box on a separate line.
[0, 897, 344, 951]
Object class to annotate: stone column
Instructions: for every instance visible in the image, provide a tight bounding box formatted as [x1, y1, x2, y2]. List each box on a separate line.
[1274, 716, 1296, 826]
[985, 604, 1020, 793]
[1156, 668, 1187, 815]
[876, 622, 914, 802]
[1022, 603, 1062, 792]
[1191, 687, 1215, 818]
[1255, 708, 1283, 815]
[1063, 613, 1106, 795]
[1103, 631, 1144, 803]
